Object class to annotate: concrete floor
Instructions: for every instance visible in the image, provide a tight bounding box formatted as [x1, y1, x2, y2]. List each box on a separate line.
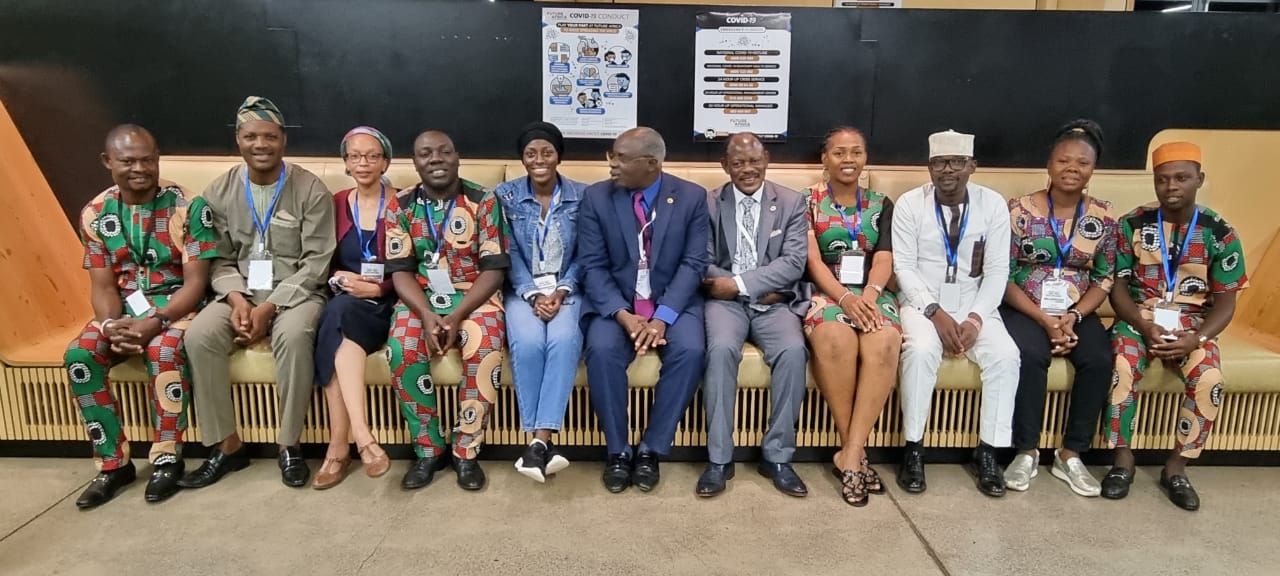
[0, 458, 1277, 576]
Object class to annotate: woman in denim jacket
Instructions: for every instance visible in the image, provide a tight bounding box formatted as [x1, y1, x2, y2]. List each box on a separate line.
[496, 122, 586, 483]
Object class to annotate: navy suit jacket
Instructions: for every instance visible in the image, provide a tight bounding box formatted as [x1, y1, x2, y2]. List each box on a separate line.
[578, 172, 710, 323]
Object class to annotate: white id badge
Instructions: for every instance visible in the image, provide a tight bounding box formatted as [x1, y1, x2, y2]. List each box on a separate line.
[248, 259, 273, 291]
[360, 262, 385, 283]
[635, 263, 652, 299]
[1153, 302, 1181, 339]
[940, 281, 962, 315]
[1039, 278, 1072, 315]
[125, 290, 152, 316]
[838, 250, 866, 287]
[533, 274, 558, 297]
[427, 268, 456, 295]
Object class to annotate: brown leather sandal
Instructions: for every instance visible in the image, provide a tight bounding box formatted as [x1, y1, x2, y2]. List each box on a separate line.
[312, 456, 351, 490]
[359, 441, 391, 479]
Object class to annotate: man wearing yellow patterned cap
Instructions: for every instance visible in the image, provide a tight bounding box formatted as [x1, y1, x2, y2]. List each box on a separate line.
[179, 96, 336, 489]
[1101, 141, 1249, 511]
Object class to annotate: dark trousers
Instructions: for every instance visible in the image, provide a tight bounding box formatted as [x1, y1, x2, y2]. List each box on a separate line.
[1000, 305, 1114, 453]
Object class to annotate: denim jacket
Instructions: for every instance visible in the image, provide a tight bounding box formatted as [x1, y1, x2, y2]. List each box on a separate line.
[496, 174, 585, 299]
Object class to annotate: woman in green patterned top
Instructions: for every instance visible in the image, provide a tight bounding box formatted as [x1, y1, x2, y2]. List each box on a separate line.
[803, 127, 901, 507]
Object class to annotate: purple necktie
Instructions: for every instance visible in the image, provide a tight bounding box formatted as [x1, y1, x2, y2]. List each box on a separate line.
[633, 191, 655, 319]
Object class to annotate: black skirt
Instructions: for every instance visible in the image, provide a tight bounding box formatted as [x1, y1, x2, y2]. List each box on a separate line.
[313, 292, 395, 387]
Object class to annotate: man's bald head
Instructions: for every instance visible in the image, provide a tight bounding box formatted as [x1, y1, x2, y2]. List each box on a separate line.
[610, 126, 665, 189]
[101, 124, 160, 196]
[721, 132, 769, 194]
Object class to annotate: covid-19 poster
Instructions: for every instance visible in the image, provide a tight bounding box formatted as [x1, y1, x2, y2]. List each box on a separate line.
[542, 8, 639, 139]
[693, 12, 792, 142]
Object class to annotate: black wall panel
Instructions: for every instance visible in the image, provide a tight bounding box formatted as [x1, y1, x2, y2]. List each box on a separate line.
[1, 1, 1278, 220]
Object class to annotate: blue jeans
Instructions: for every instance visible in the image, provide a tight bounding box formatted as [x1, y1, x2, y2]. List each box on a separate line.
[504, 293, 583, 432]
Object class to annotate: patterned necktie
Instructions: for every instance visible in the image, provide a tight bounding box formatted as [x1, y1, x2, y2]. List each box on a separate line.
[632, 191, 655, 319]
[948, 205, 962, 247]
[738, 195, 758, 271]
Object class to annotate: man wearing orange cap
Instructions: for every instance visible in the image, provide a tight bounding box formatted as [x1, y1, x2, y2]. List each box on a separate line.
[1102, 141, 1248, 511]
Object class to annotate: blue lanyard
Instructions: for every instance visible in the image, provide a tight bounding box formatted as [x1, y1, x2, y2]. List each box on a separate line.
[533, 181, 562, 263]
[352, 184, 386, 262]
[421, 188, 457, 251]
[243, 164, 287, 250]
[1157, 206, 1200, 301]
[934, 194, 970, 271]
[1046, 193, 1084, 273]
[828, 185, 862, 248]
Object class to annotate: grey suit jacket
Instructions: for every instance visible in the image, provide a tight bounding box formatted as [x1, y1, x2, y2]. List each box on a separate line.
[706, 180, 810, 317]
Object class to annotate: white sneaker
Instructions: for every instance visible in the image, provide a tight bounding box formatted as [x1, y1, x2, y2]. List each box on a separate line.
[1003, 451, 1038, 491]
[1051, 449, 1101, 497]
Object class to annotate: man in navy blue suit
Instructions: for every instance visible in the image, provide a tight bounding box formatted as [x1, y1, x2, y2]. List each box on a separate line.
[579, 127, 710, 493]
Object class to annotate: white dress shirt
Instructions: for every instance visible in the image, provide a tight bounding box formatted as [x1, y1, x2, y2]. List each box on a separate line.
[891, 182, 1011, 320]
[731, 185, 763, 296]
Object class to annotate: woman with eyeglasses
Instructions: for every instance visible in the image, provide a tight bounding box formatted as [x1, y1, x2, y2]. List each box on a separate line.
[1000, 119, 1116, 497]
[802, 126, 901, 507]
[311, 126, 396, 489]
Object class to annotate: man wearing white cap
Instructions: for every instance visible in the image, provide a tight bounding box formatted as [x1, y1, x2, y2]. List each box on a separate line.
[891, 130, 1019, 497]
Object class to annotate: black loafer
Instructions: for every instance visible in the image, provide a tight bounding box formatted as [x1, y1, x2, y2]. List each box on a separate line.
[758, 461, 808, 497]
[76, 462, 137, 510]
[177, 445, 250, 489]
[969, 444, 1005, 498]
[401, 455, 450, 490]
[1101, 466, 1134, 500]
[632, 450, 661, 492]
[602, 453, 633, 493]
[696, 463, 735, 498]
[278, 446, 310, 488]
[1160, 469, 1201, 511]
[453, 458, 487, 491]
[898, 442, 927, 494]
[144, 462, 184, 503]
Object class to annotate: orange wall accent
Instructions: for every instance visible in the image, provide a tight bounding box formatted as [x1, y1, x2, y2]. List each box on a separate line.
[0, 99, 91, 362]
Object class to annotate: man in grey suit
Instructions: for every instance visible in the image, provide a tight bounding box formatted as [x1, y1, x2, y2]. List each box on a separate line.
[698, 133, 810, 498]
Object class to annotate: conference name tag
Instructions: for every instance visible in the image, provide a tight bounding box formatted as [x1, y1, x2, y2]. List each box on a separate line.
[635, 263, 652, 300]
[360, 262, 385, 283]
[1153, 301, 1181, 340]
[248, 259, 273, 291]
[427, 268, 456, 295]
[533, 274, 558, 297]
[1039, 278, 1072, 316]
[125, 290, 152, 317]
[940, 281, 962, 314]
[838, 250, 866, 287]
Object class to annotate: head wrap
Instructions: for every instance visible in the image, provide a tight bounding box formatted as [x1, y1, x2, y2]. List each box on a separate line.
[1152, 141, 1201, 168]
[928, 130, 974, 159]
[235, 96, 285, 129]
[516, 121, 565, 156]
[340, 126, 393, 161]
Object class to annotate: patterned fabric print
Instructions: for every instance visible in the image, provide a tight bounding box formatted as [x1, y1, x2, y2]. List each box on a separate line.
[384, 180, 509, 460]
[1115, 204, 1249, 315]
[79, 186, 218, 317]
[386, 302, 505, 459]
[64, 320, 193, 471]
[803, 184, 900, 332]
[1107, 318, 1222, 458]
[1008, 191, 1117, 306]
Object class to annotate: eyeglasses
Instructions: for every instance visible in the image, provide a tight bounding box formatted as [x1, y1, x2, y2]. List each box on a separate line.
[928, 157, 969, 171]
[605, 150, 655, 163]
[345, 153, 385, 164]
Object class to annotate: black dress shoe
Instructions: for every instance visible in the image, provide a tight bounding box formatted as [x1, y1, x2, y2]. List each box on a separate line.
[696, 463, 735, 498]
[177, 445, 250, 489]
[758, 461, 808, 497]
[1160, 469, 1201, 511]
[632, 450, 661, 492]
[278, 446, 310, 488]
[76, 462, 136, 510]
[1101, 466, 1134, 500]
[401, 455, 449, 490]
[144, 462, 185, 503]
[602, 453, 633, 493]
[898, 442, 927, 494]
[453, 458, 487, 491]
[969, 444, 1006, 498]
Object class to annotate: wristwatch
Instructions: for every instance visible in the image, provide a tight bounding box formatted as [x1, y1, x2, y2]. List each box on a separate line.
[1197, 334, 1210, 346]
[923, 303, 941, 319]
[866, 283, 884, 295]
[148, 309, 171, 330]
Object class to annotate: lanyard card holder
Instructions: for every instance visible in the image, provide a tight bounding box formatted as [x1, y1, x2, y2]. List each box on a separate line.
[360, 261, 385, 283]
[838, 248, 866, 287]
[1153, 299, 1181, 340]
[1039, 273, 1072, 316]
[533, 273, 558, 296]
[248, 244, 274, 292]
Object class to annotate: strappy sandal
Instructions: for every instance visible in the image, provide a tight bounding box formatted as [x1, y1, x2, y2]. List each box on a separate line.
[862, 458, 885, 495]
[358, 440, 391, 479]
[839, 469, 869, 507]
[312, 456, 351, 490]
